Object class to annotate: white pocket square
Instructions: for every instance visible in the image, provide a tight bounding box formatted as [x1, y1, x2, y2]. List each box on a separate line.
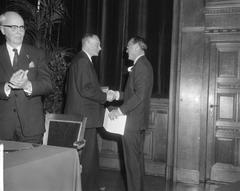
[29, 61, 35, 68]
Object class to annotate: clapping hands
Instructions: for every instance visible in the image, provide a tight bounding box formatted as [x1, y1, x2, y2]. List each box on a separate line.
[8, 69, 29, 89]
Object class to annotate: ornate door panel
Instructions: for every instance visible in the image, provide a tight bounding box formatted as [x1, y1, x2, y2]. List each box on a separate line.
[207, 42, 240, 182]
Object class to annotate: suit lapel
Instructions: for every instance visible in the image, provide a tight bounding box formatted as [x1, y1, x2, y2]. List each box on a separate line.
[81, 51, 92, 64]
[132, 55, 144, 71]
[125, 56, 145, 91]
[0, 44, 14, 79]
[81, 51, 99, 82]
[18, 44, 30, 70]
[89, 60, 98, 80]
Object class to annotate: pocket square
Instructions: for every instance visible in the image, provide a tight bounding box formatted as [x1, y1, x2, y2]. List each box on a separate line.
[29, 61, 35, 68]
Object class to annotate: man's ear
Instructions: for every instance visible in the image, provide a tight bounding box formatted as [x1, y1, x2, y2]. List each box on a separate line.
[134, 44, 140, 51]
[0, 14, 5, 35]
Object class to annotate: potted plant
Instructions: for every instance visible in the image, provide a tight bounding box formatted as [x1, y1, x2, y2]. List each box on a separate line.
[7, 0, 73, 113]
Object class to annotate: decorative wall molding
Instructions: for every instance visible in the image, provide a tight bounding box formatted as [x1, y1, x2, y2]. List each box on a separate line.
[216, 129, 240, 138]
[182, 27, 205, 33]
[205, 28, 240, 34]
[176, 168, 200, 184]
[151, 98, 169, 112]
[218, 81, 240, 89]
[204, 2, 240, 31]
[205, 7, 240, 15]
[181, 27, 240, 34]
[211, 163, 240, 182]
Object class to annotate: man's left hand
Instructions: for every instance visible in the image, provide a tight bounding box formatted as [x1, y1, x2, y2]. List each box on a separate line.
[108, 108, 122, 120]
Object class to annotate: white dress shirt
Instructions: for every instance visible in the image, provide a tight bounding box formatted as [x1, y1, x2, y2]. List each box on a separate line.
[4, 43, 32, 96]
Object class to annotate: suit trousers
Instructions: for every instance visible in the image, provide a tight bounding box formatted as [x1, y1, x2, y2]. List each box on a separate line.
[122, 130, 145, 191]
[81, 128, 99, 191]
[7, 109, 42, 144]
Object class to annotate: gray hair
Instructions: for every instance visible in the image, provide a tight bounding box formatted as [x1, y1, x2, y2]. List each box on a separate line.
[82, 33, 98, 47]
[130, 36, 147, 51]
[0, 14, 6, 25]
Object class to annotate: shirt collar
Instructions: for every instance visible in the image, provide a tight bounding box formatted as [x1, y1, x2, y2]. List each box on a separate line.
[6, 43, 22, 54]
[83, 50, 92, 62]
[133, 54, 144, 65]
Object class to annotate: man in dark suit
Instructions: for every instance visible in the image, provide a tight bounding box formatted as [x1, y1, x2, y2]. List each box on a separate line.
[109, 36, 153, 191]
[64, 33, 115, 191]
[0, 11, 52, 144]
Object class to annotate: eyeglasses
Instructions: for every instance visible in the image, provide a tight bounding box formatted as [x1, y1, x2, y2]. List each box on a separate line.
[1, 25, 25, 32]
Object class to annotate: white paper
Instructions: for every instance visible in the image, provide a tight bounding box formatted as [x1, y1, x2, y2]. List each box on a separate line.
[103, 109, 126, 135]
[0, 144, 3, 191]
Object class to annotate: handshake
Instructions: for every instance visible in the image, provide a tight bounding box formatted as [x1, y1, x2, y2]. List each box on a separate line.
[106, 90, 119, 102]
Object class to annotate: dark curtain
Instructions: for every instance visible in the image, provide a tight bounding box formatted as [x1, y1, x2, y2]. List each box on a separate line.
[0, 0, 7, 44]
[1, 0, 172, 98]
[62, 0, 173, 98]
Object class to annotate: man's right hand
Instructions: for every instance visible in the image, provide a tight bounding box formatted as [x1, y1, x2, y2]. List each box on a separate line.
[4, 82, 11, 96]
[9, 69, 29, 89]
[106, 90, 117, 102]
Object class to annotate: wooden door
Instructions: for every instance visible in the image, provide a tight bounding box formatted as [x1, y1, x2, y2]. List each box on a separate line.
[207, 40, 240, 182]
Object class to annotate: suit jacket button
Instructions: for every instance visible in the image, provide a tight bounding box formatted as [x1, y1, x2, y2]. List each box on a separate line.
[13, 109, 16, 112]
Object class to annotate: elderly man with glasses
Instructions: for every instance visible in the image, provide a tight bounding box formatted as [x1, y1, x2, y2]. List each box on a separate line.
[0, 11, 52, 144]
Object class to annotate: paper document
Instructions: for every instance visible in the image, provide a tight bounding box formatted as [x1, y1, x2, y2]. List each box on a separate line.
[103, 109, 127, 135]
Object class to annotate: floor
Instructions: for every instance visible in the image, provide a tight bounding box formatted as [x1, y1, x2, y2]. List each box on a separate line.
[98, 169, 226, 191]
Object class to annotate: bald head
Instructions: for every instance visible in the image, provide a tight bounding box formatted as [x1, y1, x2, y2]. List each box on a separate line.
[0, 11, 25, 48]
[0, 11, 24, 25]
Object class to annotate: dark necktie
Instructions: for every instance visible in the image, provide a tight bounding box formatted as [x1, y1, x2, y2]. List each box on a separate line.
[12, 48, 18, 71]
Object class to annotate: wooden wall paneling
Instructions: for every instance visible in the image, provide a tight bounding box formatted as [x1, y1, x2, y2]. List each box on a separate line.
[176, 30, 205, 184]
[98, 99, 169, 176]
[174, 0, 240, 184]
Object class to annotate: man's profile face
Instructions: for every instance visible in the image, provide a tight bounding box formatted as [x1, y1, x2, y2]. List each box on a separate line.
[88, 36, 101, 56]
[0, 12, 25, 47]
[126, 39, 138, 61]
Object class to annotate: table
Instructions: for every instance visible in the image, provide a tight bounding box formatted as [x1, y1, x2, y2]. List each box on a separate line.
[1, 140, 82, 191]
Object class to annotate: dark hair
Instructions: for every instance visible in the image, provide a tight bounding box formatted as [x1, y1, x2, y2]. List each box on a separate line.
[130, 36, 147, 50]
